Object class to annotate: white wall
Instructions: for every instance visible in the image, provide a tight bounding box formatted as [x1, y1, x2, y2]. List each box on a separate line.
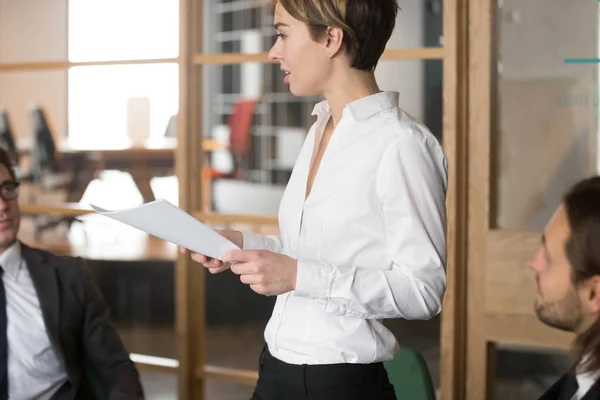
[375, 2, 426, 121]
[0, 0, 68, 139]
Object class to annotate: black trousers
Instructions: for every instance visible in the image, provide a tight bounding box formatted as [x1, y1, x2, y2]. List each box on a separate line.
[250, 346, 398, 400]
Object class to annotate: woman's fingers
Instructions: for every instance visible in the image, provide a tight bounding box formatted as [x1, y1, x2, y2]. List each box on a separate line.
[208, 263, 230, 274]
[190, 253, 226, 267]
[191, 253, 208, 263]
[207, 258, 222, 268]
[188, 251, 231, 274]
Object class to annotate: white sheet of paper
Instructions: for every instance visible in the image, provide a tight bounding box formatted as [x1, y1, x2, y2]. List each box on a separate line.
[90, 199, 240, 260]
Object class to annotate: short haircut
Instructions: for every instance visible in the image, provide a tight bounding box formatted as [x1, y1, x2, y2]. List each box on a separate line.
[270, 0, 398, 70]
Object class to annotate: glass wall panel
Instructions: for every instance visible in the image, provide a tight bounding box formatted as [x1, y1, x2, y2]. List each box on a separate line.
[493, 0, 599, 230]
[493, 346, 571, 400]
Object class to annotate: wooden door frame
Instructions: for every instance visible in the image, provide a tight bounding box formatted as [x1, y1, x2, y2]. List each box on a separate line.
[465, 0, 574, 398]
[440, 0, 470, 398]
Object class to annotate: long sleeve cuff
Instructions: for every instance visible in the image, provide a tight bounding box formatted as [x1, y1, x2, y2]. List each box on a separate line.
[294, 258, 332, 299]
[241, 231, 267, 250]
[241, 231, 283, 254]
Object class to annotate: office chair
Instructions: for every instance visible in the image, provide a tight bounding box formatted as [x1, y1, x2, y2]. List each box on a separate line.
[28, 106, 93, 239]
[384, 347, 437, 400]
[0, 108, 21, 164]
[0, 108, 33, 183]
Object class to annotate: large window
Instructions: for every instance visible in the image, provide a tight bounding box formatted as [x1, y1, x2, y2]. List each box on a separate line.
[68, 64, 178, 146]
[68, 0, 179, 62]
[67, 0, 179, 145]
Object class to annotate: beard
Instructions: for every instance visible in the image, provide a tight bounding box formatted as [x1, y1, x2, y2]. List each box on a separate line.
[535, 289, 583, 332]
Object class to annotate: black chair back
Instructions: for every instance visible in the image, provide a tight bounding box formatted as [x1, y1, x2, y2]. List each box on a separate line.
[29, 106, 59, 175]
[0, 108, 20, 164]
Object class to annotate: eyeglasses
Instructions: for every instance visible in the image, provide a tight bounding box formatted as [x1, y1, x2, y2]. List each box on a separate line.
[0, 181, 19, 202]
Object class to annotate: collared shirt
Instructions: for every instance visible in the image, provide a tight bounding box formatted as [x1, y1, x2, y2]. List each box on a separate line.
[573, 362, 600, 400]
[0, 242, 67, 399]
[242, 91, 448, 365]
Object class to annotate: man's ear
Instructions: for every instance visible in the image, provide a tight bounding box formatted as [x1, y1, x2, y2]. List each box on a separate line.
[582, 276, 600, 314]
[323, 26, 344, 57]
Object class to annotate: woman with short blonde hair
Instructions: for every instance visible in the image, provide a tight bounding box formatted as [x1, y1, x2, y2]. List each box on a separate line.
[186, 1, 448, 399]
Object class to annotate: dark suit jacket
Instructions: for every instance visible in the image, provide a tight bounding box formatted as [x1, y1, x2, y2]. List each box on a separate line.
[539, 372, 600, 400]
[20, 243, 144, 399]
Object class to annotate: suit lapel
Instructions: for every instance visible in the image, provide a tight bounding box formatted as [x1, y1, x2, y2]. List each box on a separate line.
[539, 372, 600, 400]
[538, 374, 568, 400]
[19, 244, 65, 363]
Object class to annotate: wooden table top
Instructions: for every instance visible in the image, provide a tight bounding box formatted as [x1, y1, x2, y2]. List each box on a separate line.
[17, 137, 228, 155]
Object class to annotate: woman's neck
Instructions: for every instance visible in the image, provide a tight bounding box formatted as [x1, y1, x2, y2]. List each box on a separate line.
[323, 68, 381, 128]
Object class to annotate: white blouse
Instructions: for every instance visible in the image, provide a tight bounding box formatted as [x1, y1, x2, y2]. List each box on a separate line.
[242, 91, 448, 365]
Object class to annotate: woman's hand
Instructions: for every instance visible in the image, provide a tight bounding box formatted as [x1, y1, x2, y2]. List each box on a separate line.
[180, 229, 243, 274]
[223, 250, 298, 296]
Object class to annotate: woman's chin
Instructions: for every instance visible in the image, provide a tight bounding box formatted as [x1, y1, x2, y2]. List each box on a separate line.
[289, 84, 319, 97]
[288, 85, 302, 96]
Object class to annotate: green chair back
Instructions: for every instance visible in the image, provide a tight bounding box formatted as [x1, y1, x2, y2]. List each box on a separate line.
[384, 347, 436, 400]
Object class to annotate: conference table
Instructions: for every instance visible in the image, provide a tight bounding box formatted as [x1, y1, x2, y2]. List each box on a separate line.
[17, 137, 227, 202]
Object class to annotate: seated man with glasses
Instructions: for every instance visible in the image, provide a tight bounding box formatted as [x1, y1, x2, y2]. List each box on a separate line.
[0, 147, 143, 399]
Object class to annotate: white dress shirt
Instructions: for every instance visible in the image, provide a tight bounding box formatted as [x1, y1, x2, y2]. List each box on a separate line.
[242, 91, 448, 365]
[0, 242, 68, 399]
[573, 365, 600, 400]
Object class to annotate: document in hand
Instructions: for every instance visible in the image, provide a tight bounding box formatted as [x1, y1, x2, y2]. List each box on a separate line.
[90, 199, 240, 260]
